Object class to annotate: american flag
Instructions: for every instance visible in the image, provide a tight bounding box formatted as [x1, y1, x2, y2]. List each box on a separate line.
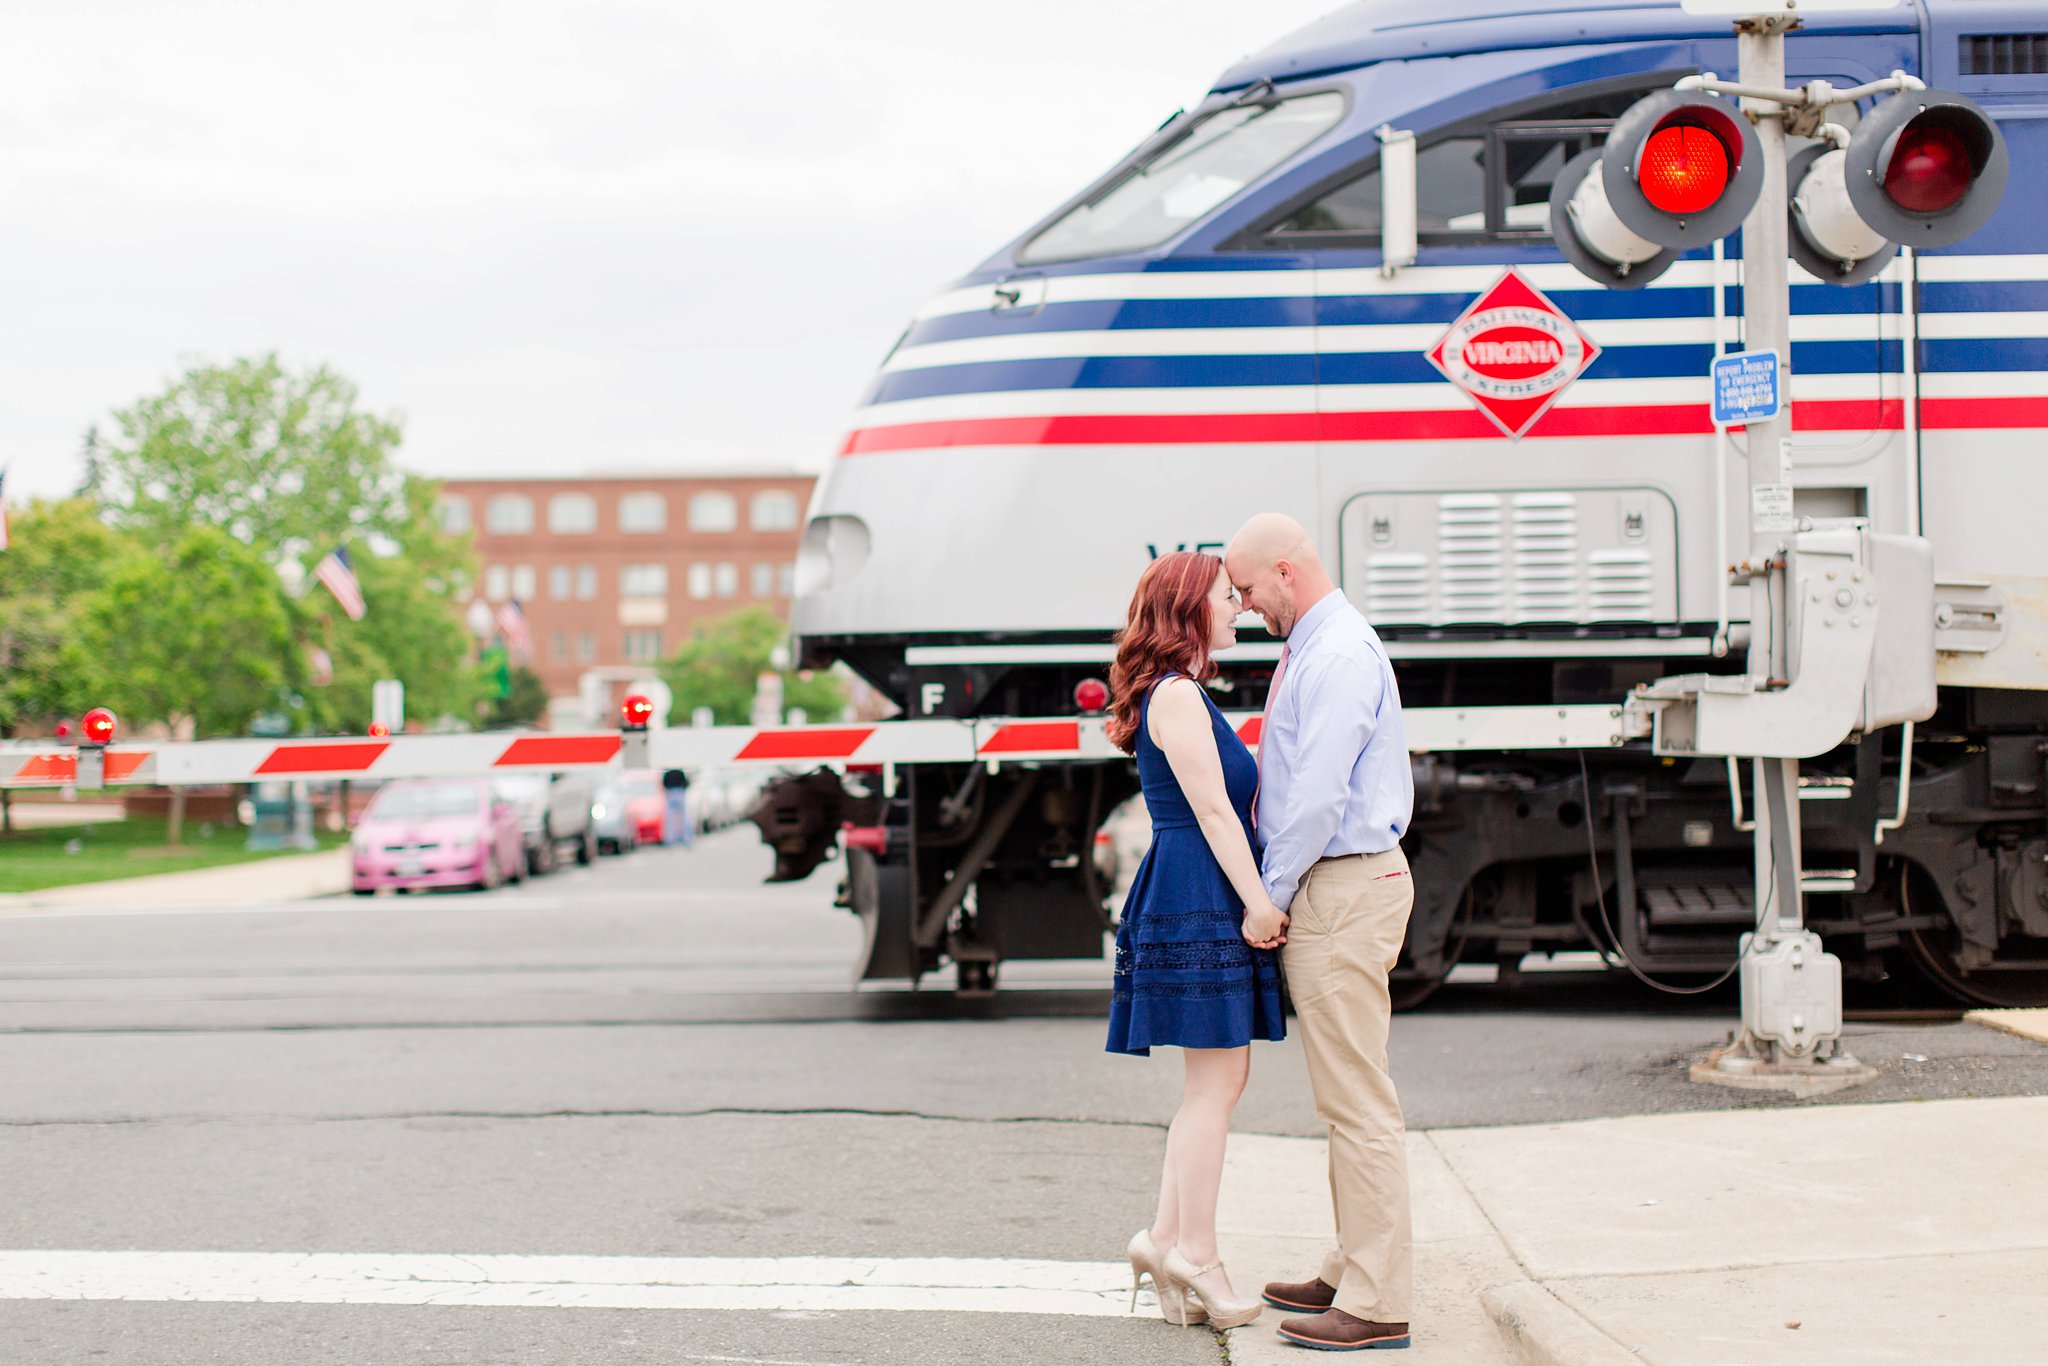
[495, 599, 535, 661]
[313, 547, 366, 620]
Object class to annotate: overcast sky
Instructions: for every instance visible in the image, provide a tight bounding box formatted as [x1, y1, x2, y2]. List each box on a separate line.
[2, 0, 1343, 504]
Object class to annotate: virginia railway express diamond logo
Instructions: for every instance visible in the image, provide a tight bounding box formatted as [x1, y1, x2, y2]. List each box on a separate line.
[1426, 269, 1600, 439]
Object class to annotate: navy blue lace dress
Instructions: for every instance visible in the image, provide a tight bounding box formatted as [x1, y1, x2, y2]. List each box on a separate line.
[1106, 677, 1286, 1056]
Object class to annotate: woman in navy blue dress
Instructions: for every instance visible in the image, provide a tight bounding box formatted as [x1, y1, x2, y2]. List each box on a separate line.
[1105, 550, 1288, 1332]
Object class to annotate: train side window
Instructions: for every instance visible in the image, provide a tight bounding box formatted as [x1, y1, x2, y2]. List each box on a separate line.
[1487, 122, 1608, 234]
[1253, 76, 1681, 248]
[1273, 137, 1486, 234]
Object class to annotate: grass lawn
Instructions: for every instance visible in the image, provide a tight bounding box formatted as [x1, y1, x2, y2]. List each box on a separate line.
[0, 816, 349, 894]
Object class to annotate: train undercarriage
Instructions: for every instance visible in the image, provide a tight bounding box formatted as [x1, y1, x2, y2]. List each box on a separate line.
[753, 647, 2048, 1008]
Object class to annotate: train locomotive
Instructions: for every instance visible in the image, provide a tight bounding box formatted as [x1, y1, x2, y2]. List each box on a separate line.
[767, 0, 2048, 1008]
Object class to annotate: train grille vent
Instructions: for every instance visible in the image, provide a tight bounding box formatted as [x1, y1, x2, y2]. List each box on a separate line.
[1357, 492, 1662, 626]
[1961, 34, 2048, 76]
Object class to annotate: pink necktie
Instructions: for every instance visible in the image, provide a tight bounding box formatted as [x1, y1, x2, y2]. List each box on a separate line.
[1250, 643, 1289, 831]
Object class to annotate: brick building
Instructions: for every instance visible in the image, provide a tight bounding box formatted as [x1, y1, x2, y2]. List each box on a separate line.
[437, 472, 814, 721]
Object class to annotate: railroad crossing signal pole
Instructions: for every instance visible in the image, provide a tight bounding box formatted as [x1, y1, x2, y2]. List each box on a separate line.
[1678, 0, 2000, 1089]
[1550, 0, 2007, 1089]
[1714, 8, 1852, 1089]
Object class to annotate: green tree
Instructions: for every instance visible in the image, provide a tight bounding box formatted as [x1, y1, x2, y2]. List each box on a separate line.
[87, 355, 484, 731]
[89, 354, 408, 554]
[482, 666, 550, 729]
[76, 527, 296, 842]
[658, 606, 846, 726]
[78, 526, 294, 738]
[0, 499, 138, 737]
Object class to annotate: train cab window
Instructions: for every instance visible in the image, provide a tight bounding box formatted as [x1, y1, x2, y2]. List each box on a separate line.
[1018, 91, 1345, 263]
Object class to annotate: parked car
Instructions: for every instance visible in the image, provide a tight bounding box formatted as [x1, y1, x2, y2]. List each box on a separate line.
[590, 778, 639, 855]
[492, 773, 598, 875]
[350, 778, 525, 895]
[619, 770, 668, 846]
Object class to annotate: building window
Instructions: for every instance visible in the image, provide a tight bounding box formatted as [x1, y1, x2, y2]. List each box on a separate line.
[439, 496, 471, 533]
[484, 565, 509, 601]
[714, 562, 738, 598]
[549, 565, 572, 601]
[687, 563, 712, 600]
[778, 563, 795, 596]
[576, 565, 598, 600]
[620, 493, 667, 533]
[622, 564, 668, 598]
[548, 493, 597, 534]
[485, 494, 535, 535]
[550, 631, 568, 662]
[578, 632, 595, 663]
[623, 629, 664, 663]
[509, 565, 535, 601]
[689, 491, 738, 533]
[750, 491, 800, 532]
[751, 563, 773, 598]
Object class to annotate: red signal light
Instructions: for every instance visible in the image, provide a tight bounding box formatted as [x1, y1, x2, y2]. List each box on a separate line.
[1073, 678, 1110, 714]
[367, 722, 391, 738]
[54, 720, 72, 739]
[1884, 122, 1972, 214]
[81, 708, 118, 746]
[620, 694, 655, 730]
[1638, 123, 1730, 216]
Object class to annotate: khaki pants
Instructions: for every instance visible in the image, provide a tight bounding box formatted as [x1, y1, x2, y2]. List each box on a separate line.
[1284, 847, 1414, 1323]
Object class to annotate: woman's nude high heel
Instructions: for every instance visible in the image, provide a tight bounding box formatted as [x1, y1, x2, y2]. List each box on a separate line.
[1162, 1248, 1263, 1331]
[1127, 1230, 1207, 1325]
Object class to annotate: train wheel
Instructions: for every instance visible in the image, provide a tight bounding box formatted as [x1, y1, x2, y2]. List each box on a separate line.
[1902, 864, 2048, 1008]
[847, 846, 918, 982]
[1389, 970, 1449, 1012]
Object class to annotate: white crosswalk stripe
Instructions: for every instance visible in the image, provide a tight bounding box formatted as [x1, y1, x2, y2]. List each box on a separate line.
[0, 1250, 1143, 1317]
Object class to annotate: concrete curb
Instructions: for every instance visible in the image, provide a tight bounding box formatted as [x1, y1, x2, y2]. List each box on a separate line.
[1965, 1008, 2048, 1046]
[1481, 1282, 1640, 1366]
[0, 848, 347, 916]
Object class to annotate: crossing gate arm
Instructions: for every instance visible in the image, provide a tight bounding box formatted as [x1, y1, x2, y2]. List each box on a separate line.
[0, 704, 1644, 791]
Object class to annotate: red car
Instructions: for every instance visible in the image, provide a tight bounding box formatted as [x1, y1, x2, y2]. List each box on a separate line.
[621, 771, 668, 845]
[351, 778, 526, 894]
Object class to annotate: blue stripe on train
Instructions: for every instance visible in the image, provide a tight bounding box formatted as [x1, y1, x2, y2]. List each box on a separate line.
[862, 341, 1907, 406]
[1918, 281, 2048, 314]
[900, 282, 1914, 348]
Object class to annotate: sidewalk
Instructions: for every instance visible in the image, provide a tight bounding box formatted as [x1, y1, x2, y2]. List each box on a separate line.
[0, 847, 348, 917]
[1221, 1067, 2048, 1364]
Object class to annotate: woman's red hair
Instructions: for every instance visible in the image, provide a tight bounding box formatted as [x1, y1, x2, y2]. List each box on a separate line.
[1106, 550, 1222, 754]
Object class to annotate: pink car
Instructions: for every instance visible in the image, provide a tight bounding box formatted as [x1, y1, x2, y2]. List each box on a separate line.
[350, 778, 526, 895]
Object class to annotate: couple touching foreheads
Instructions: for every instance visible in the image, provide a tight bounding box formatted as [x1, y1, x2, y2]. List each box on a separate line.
[1106, 513, 1415, 1353]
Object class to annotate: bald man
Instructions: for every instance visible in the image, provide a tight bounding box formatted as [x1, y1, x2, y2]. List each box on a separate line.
[1224, 513, 1415, 1352]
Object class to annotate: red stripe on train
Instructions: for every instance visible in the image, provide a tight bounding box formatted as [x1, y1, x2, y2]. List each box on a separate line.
[256, 742, 391, 774]
[841, 397, 2048, 454]
[978, 721, 1080, 754]
[733, 728, 877, 761]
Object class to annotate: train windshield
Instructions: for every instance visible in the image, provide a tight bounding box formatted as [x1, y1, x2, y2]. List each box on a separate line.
[1018, 91, 1345, 263]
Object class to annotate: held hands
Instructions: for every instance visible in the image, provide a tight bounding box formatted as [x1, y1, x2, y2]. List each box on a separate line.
[1241, 898, 1289, 950]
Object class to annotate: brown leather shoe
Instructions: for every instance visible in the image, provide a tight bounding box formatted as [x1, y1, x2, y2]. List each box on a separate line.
[1261, 1275, 1337, 1312]
[1276, 1308, 1411, 1351]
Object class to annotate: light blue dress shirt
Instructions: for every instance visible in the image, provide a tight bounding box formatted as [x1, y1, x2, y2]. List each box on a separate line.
[1255, 589, 1413, 914]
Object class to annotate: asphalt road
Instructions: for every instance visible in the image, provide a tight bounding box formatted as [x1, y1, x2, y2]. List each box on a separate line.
[3, 826, 2045, 1364]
